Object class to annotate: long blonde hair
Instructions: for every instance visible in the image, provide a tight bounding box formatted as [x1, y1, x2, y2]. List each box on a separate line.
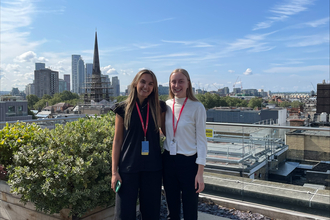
[169, 68, 198, 101]
[124, 69, 160, 130]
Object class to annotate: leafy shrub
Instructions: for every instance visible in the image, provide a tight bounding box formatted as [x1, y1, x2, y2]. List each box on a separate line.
[0, 122, 46, 167]
[8, 113, 116, 217]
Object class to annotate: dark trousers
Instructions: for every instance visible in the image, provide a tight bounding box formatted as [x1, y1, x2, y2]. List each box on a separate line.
[114, 170, 162, 220]
[163, 150, 199, 220]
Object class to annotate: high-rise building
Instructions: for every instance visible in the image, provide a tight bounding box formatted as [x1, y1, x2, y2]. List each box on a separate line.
[233, 88, 241, 94]
[223, 87, 229, 95]
[34, 68, 59, 98]
[25, 83, 35, 96]
[85, 63, 93, 80]
[63, 74, 70, 91]
[59, 79, 67, 93]
[242, 89, 258, 96]
[11, 88, 20, 96]
[112, 76, 120, 97]
[316, 80, 330, 114]
[125, 85, 131, 96]
[72, 55, 81, 94]
[85, 63, 93, 93]
[35, 63, 45, 70]
[77, 57, 85, 94]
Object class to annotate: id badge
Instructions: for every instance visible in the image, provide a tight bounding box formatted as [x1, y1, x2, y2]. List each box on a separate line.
[170, 139, 176, 155]
[142, 141, 149, 155]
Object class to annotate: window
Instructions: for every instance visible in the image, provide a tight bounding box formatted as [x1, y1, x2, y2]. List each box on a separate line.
[6, 106, 16, 117]
[17, 105, 23, 116]
[8, 106, 15, 113]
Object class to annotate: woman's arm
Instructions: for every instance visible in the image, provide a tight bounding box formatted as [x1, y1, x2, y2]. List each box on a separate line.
[194, 103, 207, 193]
[111, 114, 124, 192]
[195, 164, 205, 193]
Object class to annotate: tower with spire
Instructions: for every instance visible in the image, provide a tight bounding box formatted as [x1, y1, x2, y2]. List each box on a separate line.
[84, 32, 111, 103]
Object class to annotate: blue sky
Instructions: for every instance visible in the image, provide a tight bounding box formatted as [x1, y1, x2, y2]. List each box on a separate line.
[1, 0, 329, 93]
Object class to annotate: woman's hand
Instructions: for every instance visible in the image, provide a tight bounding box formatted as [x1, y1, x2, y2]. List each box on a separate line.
[195, 171, 205, 193]
[111, 172, 122, 192]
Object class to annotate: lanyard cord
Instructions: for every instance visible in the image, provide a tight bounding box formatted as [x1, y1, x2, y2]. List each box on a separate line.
[172, 97, 188, 138]
[136, 101, 149, 139]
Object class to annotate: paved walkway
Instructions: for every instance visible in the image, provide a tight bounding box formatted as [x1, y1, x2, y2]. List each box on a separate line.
[198, 211, 231, 220]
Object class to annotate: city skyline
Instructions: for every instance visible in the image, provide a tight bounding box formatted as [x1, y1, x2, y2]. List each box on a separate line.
[0, 0, 329, 93]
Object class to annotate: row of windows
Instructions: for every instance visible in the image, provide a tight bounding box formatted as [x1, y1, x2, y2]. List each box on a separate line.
[6, 105, 26, 117]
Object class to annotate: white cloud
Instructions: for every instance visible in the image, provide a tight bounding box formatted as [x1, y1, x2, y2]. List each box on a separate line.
[270, 0, 314, 16]
[228, 70, 235, 73]
[101, 65, 118, 75]
[162, 40, 213, 48]
[133, 43, 160, 49]
[243, 68, 253, 75]
[142, 53, 195, 59]
[263, 65, 329, 73]
[253, 0, 315, 30]
[226, 32, 276, 53]
[253, 21, 274, 31]
[0, 0, 49, 90]
[287, 34, 329, 47]
[14, 51, 48, 63]
[120, 69, 133, 76]
[305, 17, 330, 27]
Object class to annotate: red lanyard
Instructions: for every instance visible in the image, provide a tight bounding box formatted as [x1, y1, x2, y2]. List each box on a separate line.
[172, 97, 188, 138]
[136, 101, 149, 140]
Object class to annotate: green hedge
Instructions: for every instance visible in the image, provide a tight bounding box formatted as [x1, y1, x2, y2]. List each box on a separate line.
[2, 113, 116, 217]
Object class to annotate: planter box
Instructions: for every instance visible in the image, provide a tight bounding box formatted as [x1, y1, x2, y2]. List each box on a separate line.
[0, 180, 114, 220]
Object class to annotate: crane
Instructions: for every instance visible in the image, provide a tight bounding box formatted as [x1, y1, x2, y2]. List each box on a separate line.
[213, 83, 220, 91]
[310, 82, 316, 91]
[233, 76, 239, 89]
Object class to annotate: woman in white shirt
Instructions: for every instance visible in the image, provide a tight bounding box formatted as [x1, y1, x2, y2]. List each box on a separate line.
[163, 68, 207, 220]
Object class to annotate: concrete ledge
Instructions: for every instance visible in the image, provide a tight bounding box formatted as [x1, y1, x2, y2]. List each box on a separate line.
[199, 194, 329, 220]
[204, 173, 330, 214]
[0, 181, 114, 220]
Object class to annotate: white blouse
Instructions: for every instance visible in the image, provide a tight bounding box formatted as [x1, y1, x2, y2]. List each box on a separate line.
[164, 97, 207, 165]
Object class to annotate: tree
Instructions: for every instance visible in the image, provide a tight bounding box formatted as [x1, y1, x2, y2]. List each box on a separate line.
[291, 101, 303, 108]
[268, 100, 277, 105]
[279, 101, 290, 108]
[59, 91, 79, 101]
[34, 99, 49, 111]
[248, 97, 263, 109]
[27, 108, 37, 119]
[42, 94, 52, 100]
[159, 95, 169, 101]
[27, 95, 39, 109]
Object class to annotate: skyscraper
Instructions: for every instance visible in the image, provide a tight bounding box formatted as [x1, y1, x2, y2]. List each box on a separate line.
[112, 76, 120, 97]
[63, 74, 70, 91]
[25, 83, 35, 96]
[72, 55, 81, 94]
[77, 57, 85, 94]
[85, 63, 93, 79]
[34, 68, 59, 98]
[35, 63, 45, 70]
[317, 80, 330, 114]
[58, 79, 67, 93]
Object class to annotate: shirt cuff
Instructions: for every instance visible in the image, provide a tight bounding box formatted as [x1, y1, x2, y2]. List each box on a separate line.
[196, 157, 206, 166]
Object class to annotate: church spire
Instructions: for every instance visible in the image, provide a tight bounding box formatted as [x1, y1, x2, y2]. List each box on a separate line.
[92, 31, 101, 75]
